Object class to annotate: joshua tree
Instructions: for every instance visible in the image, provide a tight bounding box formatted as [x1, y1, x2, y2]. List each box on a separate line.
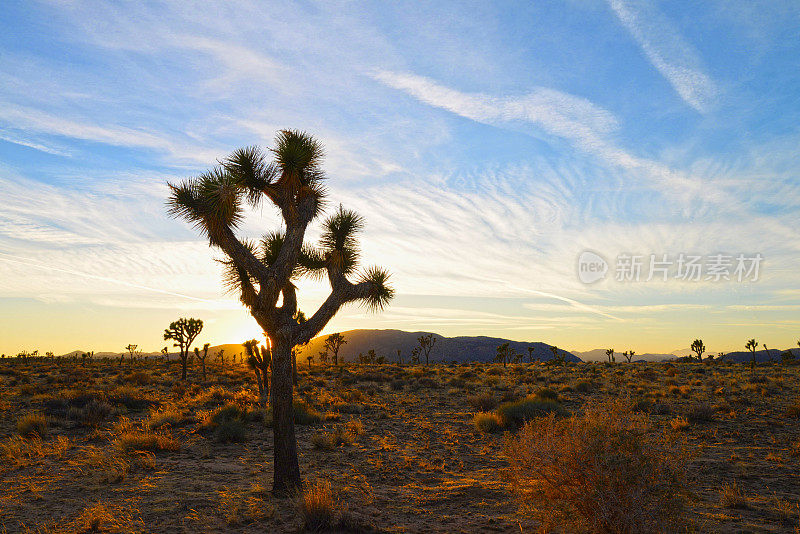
[605, 348, 615, 363]
[318, 350, 329, 365]
[124, 344, 137, 362]
[196, 342, 210, 380]
[746, 338, 758, 369]
[548, 345, 565, 366]
[367, 348, 378, 364]
[167, 132, 394, 494]
[527, 346, 535, 363]
[623, 350, 636, 363]
[324, 333, 347, 366]
[690, 339, 705, 361]
[161, 346, 169, 360]
[396, 349, 403, 365]
[243, 339, 270, 404]
[164, 318, 203, 381]
[218, 348, 225, 368]
[416, 334, 437, 365]
[306, 354, 314, 369]
[495, 343, 511, 367]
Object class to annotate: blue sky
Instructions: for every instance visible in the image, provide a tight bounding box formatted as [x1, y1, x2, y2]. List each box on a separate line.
[1, 0, 799, 355]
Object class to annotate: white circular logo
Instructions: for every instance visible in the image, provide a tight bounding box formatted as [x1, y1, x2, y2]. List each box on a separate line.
[577, 250, 608, 284]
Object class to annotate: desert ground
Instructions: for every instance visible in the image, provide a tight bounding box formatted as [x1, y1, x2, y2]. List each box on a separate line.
[1, 357, 798, 533]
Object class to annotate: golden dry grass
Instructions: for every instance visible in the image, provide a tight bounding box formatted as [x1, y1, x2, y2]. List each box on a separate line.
[0, 357, 798, 532]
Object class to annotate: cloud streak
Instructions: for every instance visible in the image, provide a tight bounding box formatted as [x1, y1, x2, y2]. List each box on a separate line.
[607, 0, 718, 112]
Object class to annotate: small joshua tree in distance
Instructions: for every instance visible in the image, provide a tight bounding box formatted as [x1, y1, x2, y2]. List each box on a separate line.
[324, 333, 347, 366]
[691, 339, 705, 361]
[495, 343, 510, 367]
[416, 334, 437, 365]
[197, 342, 210, 379]
[167, 132, 393, 494]
[164, 318, 203, 381]
[124, 344, 137, 362]
[746, 338, 758, 370]
[605, 348, 615, 363]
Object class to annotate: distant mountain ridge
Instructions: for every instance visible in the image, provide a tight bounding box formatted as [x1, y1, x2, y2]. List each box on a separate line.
[572, 347, 800, 363]
[295, 329, 580, 363]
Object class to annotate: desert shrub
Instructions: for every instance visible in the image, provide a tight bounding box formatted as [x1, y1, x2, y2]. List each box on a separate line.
[687, 402, 714, 423]
[333, 402, 364, 414]
[389, 379, 406, 391]
[785, 400, 800, 418]
[17, 412, 48, 438]
[574, 380, 593, 393]
[720, 481, 748, 509]
[148, 407, 189, 429]
[467, 393, 497, 411]
[448, 377, 466, 388]
[497, 398, 565, 428]
[79, 447, 131, 483]
[473, 412, 503, 433]
[125, 371, 151, 386]
[294, 400, 324, 425]
[19, 383, 38, 395]
[486, 367, 504, 376]
[505, 398, 690, 533]
[108, 386, 154, 410]
[310, 426, 356, 450]
[346, 419, 364, 436]
[534, 387, 559, 401]
[416, 377, 438, 388]
[78, 399, 115, 427]
[215, 419, 247, 443]
[116, 430, 180, 453]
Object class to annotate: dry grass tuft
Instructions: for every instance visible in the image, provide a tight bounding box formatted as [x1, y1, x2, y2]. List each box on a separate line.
[298, 479, 342, 532]
[720, 481, 748, 509]
[76, 501, 144, 532]
[217, 485, 272, 526]
[473, 412, 503, 433]
[17, 412, 48, 438]
[670, 416, 690, 432]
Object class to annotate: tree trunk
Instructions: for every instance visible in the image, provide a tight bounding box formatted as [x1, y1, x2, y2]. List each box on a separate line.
[254, 366, 264, 398]
[270, 337, 301, 495]
[259, 359, 270, 406]
[181, 350, 187, 381]
[292, 350, 298, 386]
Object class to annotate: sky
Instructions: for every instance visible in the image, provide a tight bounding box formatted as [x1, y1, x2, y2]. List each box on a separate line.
[1, 0, 799, 356]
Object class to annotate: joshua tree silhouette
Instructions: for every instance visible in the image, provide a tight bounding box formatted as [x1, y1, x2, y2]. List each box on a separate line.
[166, 131, 393, 494]
[746, 338, 758, 370]
[691, 339, 706, 361]
[163, 318, 203, 381]
[324, 333, 347, 366]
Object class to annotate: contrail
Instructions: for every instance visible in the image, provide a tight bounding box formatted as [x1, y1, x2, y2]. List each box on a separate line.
[0, 251, 217, 304]
[479, 276, 623, 321]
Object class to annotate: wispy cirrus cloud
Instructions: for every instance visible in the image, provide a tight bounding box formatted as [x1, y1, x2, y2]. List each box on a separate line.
[374, 70, 710, 202]
[0, 105, 220, 163]
[607, 0, 718, 112]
